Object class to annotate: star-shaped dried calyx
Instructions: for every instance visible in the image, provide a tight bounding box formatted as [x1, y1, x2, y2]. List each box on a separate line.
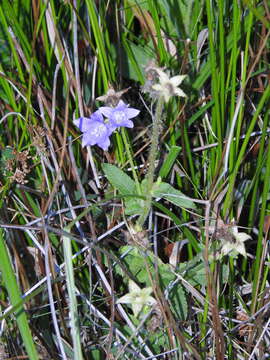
[96, 87, 130, 107]
[210, 218, 251, 258]
[220, 225, 251, 258]
[144, 61, 160, 82]
[141, 61, 161, 94]
[152, 68, 187, 103]
[116, 280, 156, 317]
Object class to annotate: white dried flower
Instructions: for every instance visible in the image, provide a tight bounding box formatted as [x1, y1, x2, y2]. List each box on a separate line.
[220, 225, 251, 258]
[117, 280, 156, 317]
[152, 69, 187, 103]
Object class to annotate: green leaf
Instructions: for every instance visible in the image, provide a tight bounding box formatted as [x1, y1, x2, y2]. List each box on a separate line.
[159, 0, 195, 38]
[102, 163, 136, 195]
[1, 147, 14, 161]
[158, 263, 175, 286]
[121, 39, 152, 82]
[0, 230, 39, 360]
[169, 283, 187, 320]
[152, 182, 196, 210]
[148, 331, 168, 352]
[116, 246, 175, 287]
[159, 146, 181, 179]
[178, 253, 207, 287]
[125, 197, 145, 216]
[88, 349, 103, 360]
[0, 147, 15, 179]
[116, 246, 151, 284]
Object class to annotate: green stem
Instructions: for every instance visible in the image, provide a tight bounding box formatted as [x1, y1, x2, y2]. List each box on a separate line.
[137, 96, 164, 227]
[121, 127, 141, 195]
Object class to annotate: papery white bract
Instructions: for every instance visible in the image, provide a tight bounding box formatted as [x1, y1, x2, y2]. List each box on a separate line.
[152, 68, 187, 103]
[116, 280, 156, 317]
[221, 225, 251, 258]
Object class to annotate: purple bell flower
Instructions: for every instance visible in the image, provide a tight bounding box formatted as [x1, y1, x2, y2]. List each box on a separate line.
[99, 100, 140, 133]
[74, 101, 140, 151]
[73, 110, 111, 151]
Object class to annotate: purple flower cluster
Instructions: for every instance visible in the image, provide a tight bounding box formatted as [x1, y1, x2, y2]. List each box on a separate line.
[74, 100, 140, 151]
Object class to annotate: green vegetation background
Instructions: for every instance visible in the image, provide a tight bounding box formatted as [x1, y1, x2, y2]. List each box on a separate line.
[0, 0, 269, 359]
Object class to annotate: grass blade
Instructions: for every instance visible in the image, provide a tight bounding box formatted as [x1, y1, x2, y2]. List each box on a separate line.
[62, 229, 83, 360]
[0, 229, 39, 360]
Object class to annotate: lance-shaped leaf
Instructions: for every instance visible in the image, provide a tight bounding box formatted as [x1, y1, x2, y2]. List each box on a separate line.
[152, 181, 196, 210]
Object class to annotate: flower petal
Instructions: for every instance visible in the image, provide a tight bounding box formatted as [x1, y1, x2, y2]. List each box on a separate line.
[81, 121, 109, 147]
[105, 121, 117, 135]
[235, 242, 247, 257]
[221, 243, 234, 256]
[116, 100, 126, 108]
[99, 106, 113, 118]
[174, 88, 187, 98]
[81, 132, 95, 147]
[236, 232, 251, 243]
[170, 75, 186, 86]
[74, 111, 104, 132]
[231, 226, 239, 237]
[132, 303, 143, 317]
[116, 294, 135, 304]
[146, 296, 157, 306]
[152, 84, 163, 92]
[98, 100, 140, 135]
[97, 136, 110, 151]
[152, 69, 187, 102]
[74, 117, 92, 132]
[128, 280, 141, 293]
[125, 108, 140, 118]
[155, 68, 170, 84]
[115, 119, 134, 128]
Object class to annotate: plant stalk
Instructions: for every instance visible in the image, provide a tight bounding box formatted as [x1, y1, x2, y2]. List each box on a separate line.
[137, 96, 164, 227]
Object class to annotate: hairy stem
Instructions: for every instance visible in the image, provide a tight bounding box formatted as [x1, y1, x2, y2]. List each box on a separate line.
[137, 96, 164, 227]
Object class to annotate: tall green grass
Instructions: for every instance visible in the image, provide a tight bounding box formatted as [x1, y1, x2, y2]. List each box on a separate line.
[0, 0, 269, 359]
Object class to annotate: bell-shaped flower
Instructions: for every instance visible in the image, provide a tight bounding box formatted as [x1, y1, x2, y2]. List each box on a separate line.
[73, 110, 111, 151]
[99, 100, 140, 133]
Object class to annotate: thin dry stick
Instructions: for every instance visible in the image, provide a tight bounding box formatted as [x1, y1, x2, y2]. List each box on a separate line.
[133, 237, 201, 359]
[115, 310, 153, 360]
[68, 139, 97, 240]
[73, 0, 84, 117]
[51, 58, 64, 130]
[0, 217, 137, 313]
[248, 315, 270, 359]
[75, 289, 147, 359]
[40, 82, 70, 215]
[246, 28, 270, 83]
[93, 261, 156, 359]
[43, 219, 68, 360]
[105, 256, 116, 360]
[204, 201, 225, 359]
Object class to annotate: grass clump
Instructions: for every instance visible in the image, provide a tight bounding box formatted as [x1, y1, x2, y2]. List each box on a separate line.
[0, 1, 270, 359]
